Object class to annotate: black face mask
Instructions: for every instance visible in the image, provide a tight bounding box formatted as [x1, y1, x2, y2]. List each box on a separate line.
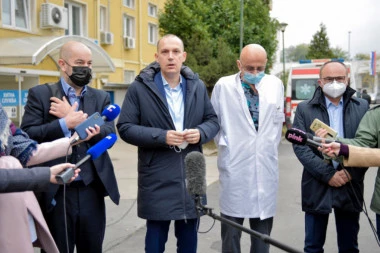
[67, 66, 92, 87]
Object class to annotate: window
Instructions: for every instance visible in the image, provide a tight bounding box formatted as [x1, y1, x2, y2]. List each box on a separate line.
[148, 3, 157, 17]
[124, 70, 136, 84]
[64, 1, 85, 36]
[148, 23, 158, 44]
[2, 0, 30, 30]
[292, 79, 318, 100]
[123, 15, 135, 38]
[123, 0, 135, 8]
[100, 6, 107, 32]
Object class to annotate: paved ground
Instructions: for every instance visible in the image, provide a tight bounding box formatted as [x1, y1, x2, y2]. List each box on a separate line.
[34, 136, 380, 252]
[101, 138, 380, 253]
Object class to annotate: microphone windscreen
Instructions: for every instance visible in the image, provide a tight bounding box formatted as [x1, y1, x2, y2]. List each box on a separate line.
[101, 104, 121, 121]
[87, 133, 118, 159]
[285, 128, 308, 145]
[185, 151, 206, 196]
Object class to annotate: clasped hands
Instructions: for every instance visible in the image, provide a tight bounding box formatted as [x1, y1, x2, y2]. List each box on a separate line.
[49, 96, 100, 143]
[166, 129, 200, 147]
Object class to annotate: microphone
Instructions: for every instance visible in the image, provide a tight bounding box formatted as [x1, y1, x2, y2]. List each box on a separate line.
[72, 104, 120, 144]
[185, 151, 206, 208]
[306, 133, 334, 144]
[285, 128, 322, 149]
[56, 133, 118, 184]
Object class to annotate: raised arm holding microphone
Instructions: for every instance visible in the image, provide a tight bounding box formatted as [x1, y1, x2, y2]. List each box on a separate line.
[20, 40, 120, 253]
[317, 97, 380, 239]
[291, 60, 369, 253]
[0, 103, 91, 253]
[319, 141, 380, 168]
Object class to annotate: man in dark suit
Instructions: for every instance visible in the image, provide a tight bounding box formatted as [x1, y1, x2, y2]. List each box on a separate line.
[21, 40, 120, 253]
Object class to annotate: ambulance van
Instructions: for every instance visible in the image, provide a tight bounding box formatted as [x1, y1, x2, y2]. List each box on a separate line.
[285, 59, 355, 128]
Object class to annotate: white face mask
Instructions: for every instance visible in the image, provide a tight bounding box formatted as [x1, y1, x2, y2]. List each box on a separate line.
[322, 80, 346, 98]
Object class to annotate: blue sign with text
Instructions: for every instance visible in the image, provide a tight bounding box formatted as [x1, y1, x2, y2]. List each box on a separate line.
[0, 90, 29, 106]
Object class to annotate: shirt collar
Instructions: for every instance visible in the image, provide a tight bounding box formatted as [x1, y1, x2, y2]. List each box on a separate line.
[161, 73, 183, 90]
[324, 96, 343, 108]
[60, 77, 87, 97]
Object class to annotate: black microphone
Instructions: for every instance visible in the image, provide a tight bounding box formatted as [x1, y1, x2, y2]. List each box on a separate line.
[185, 151, 206, 208]
[285, 128, 322, 149]
[57, 133, 118, 184]
[71, 104, 120, 144]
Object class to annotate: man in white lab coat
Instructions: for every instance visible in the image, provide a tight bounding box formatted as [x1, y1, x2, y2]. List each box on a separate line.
[211, 44, 284, 253]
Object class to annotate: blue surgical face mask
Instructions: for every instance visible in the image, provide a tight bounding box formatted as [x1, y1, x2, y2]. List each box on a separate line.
[243, 71, 265, 85]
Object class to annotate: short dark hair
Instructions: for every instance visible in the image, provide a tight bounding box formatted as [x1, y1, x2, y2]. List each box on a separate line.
[319, 61, 348, 78]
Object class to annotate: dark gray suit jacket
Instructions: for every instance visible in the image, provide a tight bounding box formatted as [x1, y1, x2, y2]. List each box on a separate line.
[0, 167, 50, 193]
[21, 81, 120, 212]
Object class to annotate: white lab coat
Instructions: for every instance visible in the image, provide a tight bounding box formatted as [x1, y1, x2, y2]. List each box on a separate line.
[211, 73, 284, 219]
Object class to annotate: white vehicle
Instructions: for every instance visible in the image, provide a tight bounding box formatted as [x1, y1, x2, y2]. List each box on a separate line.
[285, 59, 355, 128]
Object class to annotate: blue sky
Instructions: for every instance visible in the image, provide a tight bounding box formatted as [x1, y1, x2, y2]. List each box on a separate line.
[270, 0, 380, 58]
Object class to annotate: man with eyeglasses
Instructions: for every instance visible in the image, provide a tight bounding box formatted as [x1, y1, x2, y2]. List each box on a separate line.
[211, 44, 285, 253]
[291, 60, 369, 253]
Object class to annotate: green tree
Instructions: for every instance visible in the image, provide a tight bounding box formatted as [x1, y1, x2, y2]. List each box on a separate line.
[354, 53, 370, 60]
[159, 0, 279, 88]
[285, 44, 309, 62]
[331, 46, 349, 59]
[306, 23, 335, 59]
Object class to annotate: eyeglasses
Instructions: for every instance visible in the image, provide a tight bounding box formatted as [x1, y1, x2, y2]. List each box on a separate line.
[321, 76, 346, 83]
[242, 65, 266, 73]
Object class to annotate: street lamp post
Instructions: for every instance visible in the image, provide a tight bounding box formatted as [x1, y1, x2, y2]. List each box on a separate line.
[280, 22, 288, 85]
[348, 31, 351, 60]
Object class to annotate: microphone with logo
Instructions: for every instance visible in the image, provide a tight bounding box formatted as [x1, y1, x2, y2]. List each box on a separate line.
[184, 151, 303, 253]
[71, 104, 120, 144]
[57, 133, 118, 184]
[285, 128, 329, 149]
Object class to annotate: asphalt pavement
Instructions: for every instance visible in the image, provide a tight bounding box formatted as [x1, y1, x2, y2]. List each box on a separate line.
[101, 137, 380, 253]
[34, 137, 380, 252]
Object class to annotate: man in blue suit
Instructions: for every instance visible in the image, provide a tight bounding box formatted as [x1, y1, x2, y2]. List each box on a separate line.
[21, 40, 120, 253]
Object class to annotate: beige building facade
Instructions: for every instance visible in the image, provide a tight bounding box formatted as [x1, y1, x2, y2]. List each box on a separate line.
[0, 0, 165, 125]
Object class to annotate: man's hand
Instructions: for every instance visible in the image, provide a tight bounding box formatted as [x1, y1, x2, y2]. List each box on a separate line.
[328, 170, 351, 187]
[49, 163, 80, 184]
[183, 128, 200, 144]
[166, 130, 185, 146]
[315, 128, 329, 138]
[64, 110, 88, 129]
[50, 97, 72, 118]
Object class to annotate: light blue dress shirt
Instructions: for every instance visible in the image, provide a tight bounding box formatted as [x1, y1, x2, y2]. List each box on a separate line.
[325, 96, 344, 169]
[162, 74, 184, 131]
[58, 77, 87, 137]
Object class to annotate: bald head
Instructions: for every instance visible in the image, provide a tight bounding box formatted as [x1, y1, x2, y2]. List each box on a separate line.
[157, 34, 184, 52]
[59, 41, 92, 61]
[237, 44, 267, 75]
[240, 44, 267, 63]
[58, 41, 93, 89]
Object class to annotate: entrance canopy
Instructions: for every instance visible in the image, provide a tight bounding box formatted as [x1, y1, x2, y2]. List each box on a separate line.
[0, 35, 115, 72]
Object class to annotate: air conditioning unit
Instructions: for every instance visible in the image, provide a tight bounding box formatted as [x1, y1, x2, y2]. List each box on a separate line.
[40, 3, 68, 29]
[124, 36, 135, 49]
[100, 32, 114, 45]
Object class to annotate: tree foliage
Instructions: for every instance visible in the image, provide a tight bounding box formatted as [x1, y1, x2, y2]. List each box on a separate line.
[354, 53, 370, 60]
[158, 0, 279, 89]
[331, 46, 349, 59]
[306, 23, 335, 59]
[284, 44, 309, 62]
